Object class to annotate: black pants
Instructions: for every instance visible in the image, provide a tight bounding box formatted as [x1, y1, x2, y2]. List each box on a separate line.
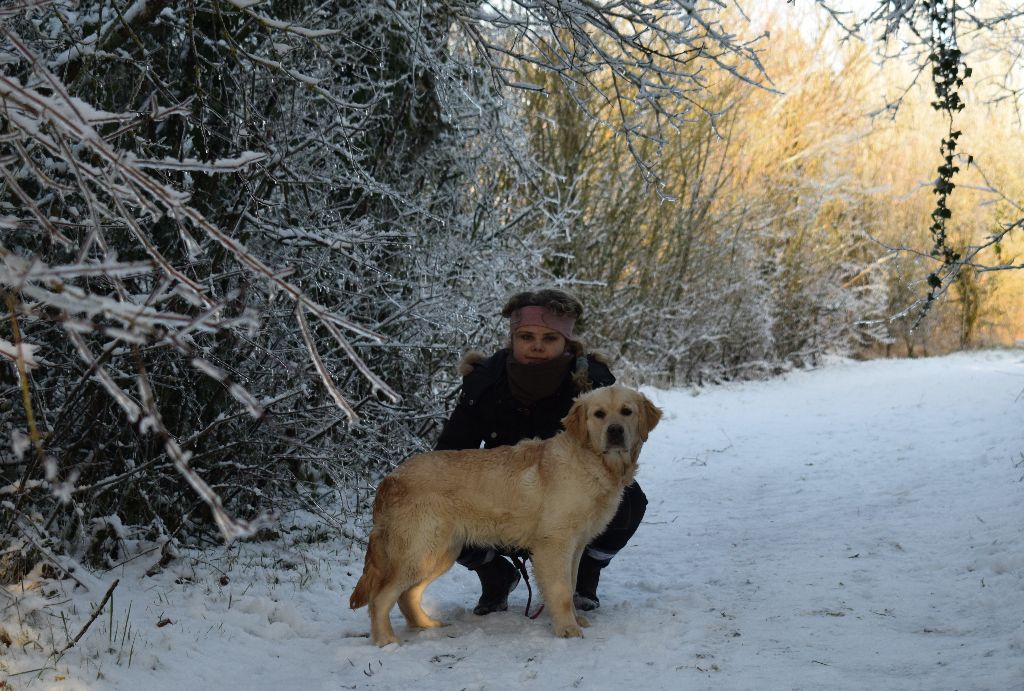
[457, 482, 648, 569]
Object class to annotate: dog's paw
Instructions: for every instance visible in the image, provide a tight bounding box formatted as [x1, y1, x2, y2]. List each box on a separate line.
[554, 622, 584, 639]
[373, 633, 400, 647]
[414, 618, 445, 630]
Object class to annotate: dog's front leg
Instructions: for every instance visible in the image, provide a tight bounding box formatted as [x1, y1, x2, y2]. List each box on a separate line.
[531, 543, 583, 638]
[569, 542, 590, 629]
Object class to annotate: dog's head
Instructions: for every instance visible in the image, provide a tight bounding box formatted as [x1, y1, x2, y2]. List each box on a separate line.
[562, 385, 662, 481]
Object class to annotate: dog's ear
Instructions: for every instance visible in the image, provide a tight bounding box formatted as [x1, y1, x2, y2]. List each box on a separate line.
[562, 398, 589, 446]
[637, 394, 662, 442]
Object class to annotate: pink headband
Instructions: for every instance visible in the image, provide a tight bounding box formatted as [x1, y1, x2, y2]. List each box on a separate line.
[509, 306, 575, 339]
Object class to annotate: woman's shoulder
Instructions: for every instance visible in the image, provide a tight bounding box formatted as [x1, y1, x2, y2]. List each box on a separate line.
[455, 348, 509, 403]
[583, 351, 615, 387]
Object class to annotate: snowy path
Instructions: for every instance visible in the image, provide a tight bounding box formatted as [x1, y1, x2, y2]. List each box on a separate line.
[4, 351, 1023, 690]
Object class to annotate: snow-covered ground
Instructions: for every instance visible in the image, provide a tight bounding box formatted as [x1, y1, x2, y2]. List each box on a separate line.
[3, 350, 1023, 690]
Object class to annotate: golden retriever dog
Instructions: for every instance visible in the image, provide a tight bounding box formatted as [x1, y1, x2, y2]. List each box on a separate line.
[349, 385, 661, 646]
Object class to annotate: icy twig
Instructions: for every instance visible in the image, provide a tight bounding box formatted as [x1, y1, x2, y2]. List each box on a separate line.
[59, 579, 119, 654]
[134, 363, 273, 542]
[296, 303, 360, 422]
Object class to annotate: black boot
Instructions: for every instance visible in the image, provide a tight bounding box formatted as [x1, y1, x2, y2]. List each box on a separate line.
[472, 556, 521, 615]
[573, 555, 606, 611]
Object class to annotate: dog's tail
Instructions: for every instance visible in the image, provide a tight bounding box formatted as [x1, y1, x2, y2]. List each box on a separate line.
[350, 477, 403, 609]
[349, 532, 378, 610]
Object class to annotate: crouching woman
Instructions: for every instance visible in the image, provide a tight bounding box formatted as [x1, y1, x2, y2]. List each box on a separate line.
[436, 288, 647, 614]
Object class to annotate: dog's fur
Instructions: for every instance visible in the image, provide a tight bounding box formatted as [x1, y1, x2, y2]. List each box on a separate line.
[349, 385, 662, 646]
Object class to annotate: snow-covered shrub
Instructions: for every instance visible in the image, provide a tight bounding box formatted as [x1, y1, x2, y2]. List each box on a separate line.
[2, 0, 766, 570]
[0, 0, 538, 569]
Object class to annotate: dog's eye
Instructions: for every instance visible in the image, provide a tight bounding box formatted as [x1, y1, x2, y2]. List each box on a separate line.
[594, 410, 606, 419]
[620, 407, 633, 416]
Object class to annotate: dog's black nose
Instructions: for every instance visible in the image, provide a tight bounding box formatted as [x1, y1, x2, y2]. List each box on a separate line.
[607, 423, 625, 446]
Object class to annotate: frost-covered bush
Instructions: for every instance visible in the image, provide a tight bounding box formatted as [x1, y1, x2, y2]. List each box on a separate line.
[2, 0, 766, 573]
[0, 0, 540, 572]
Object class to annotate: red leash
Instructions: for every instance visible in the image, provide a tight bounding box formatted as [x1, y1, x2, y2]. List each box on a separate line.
[513, 556, 545, 619]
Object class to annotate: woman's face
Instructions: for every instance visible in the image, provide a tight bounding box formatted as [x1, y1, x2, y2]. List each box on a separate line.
[512, 325, 567, 364]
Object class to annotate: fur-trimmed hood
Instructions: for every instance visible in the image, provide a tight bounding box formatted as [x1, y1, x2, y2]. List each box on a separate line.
[457, 350, 487, 377]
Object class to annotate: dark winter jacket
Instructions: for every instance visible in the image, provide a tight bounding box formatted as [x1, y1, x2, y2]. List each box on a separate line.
[435, 348, 615, 451]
